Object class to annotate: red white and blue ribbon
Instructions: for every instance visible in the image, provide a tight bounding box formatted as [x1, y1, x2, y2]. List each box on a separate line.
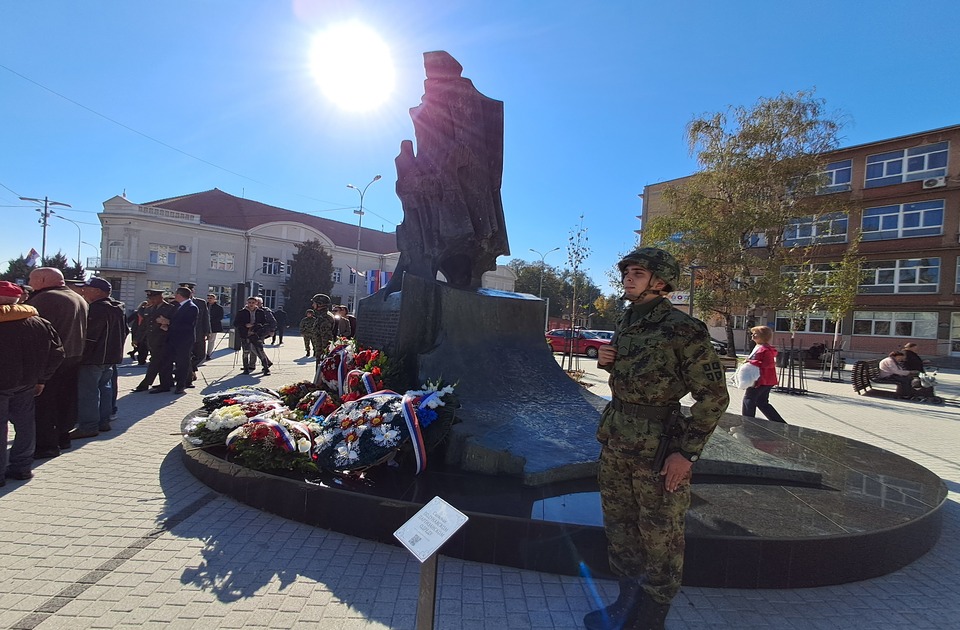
[346, 369, 378, 395]
[225, 414, 297, 452]
[400, 393, 427, 475]
[308, 391, 332, 418]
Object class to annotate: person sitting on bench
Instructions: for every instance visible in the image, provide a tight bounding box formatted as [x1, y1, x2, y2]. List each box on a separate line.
[878, 351, 920, 399]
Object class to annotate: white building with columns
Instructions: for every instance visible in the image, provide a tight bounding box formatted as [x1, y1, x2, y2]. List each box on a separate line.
[89, 189, 516, 317]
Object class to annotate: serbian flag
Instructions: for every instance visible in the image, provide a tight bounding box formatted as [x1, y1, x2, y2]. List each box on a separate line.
[25, 248, 41, 267]
[366, 270, 393, 294]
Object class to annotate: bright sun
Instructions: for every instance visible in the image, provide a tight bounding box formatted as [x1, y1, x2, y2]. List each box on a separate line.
[309, 21, 396, 112]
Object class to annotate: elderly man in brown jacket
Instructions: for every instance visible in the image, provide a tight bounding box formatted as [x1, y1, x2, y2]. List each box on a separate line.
[27, 267, 88, 457]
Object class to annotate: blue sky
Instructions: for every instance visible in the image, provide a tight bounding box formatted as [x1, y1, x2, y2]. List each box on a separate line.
[3, 0, 959, 291]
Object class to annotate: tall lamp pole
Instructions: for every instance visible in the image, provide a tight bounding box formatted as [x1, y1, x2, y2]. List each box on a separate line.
[529, 247, 559, 298]
[20, 196, 72, 260]
[347, 175, 381, 311]
[55, 215, 82, 271]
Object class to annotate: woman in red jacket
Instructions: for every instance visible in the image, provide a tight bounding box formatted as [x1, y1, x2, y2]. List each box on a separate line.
[741, 326, 786, 423]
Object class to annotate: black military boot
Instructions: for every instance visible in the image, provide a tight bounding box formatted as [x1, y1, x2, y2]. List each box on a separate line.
[583, 578, 641, 629]
[627, 590, 671, 630]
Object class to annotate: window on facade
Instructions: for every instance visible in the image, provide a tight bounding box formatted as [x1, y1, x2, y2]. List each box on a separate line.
[744, 232, 767, 249]
[107, 240, 123, 261]
[852, 311, 937, 338]
[774, 310, 837, 334]
[865, 142, 948, 188]
[261, 289, 277, 310]
[957, 259, 960, 294]
[784, 212, 848, 246]
[780, 263, 840, 291]
[348, 268, 356, 285]
[332, 267, 342, 283]
[859, 258, 939, 294]
[286, 260, 293, 277]
[147, 280, 175, 293]
[148, 244, 178, 266]
[209, 251, 235, 271]
[261, 257, 282, 275]
[861, 200, 944, 241]
[818, 159, 852, 193]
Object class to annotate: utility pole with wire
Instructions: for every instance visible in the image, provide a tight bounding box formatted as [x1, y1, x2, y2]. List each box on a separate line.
[19, 195, 72, 261]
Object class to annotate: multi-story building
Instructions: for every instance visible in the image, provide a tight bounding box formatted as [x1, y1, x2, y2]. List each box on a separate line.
[89, 188, 515, 319]
[640, 124, 960, 360]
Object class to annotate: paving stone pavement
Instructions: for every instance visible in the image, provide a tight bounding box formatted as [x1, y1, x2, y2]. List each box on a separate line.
[2, 336, 958, 629]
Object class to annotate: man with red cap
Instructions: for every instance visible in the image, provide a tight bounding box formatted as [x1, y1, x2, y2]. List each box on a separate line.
[0, 281, 64, 485]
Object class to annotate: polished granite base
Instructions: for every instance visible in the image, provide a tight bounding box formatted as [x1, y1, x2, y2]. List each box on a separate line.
[182, 413, 947, 588]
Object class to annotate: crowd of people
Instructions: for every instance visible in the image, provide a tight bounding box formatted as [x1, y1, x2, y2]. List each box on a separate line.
[2, 273, 365, 487]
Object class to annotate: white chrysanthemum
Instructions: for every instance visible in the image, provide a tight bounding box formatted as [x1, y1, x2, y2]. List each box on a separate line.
[314, 431, 336, 449]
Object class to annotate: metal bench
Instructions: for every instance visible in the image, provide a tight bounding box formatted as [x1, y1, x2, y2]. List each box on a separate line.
[852, 359, 903, 397]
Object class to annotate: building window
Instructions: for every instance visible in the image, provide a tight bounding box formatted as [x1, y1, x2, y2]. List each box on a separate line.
[852, 311, 937, 338]
[818, 159, 852, 193]
[332, 267, 342, 283]
[148, 244, 178, 266]
[209, 251, 235, 271]
[957, 258, 960, 294]
[861, 200, 944, 241]
[107, 240, 123, 261]
[286, 260, 293, 278]
[865, 142, 948, 188]
[147, 280, 175, 293]
[261, 289, 277, 310]
[784, 212, 848, 246]
[261, 257, 282, 275]
[774, 310, 838, 334]
[859, 258, 939, 294]
[348, 268, 357, 285]
[781, 263, 840, 291]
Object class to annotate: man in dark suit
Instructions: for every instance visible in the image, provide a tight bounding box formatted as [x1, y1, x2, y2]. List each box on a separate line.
[153, 287, 198, 395]
[205, 293, 224, 360]
[178, 282, 210, 381]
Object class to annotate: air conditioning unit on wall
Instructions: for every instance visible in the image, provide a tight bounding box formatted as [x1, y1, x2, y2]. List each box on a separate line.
[177, 245, 191, 253]
[922, 177, 947, 189]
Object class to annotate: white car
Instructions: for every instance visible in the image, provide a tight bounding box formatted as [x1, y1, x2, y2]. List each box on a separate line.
[583, 329, 614, 340]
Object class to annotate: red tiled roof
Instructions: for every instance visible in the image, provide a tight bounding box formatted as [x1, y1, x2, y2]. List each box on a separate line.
[144, 189, 398, 254]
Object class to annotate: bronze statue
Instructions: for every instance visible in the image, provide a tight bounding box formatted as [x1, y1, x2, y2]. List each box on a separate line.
[383, 51, 510, 295]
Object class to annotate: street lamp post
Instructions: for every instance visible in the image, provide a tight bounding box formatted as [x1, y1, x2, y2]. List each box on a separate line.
[55, 215, 82, 270]
[347, 175, 381, 311]
[529, 247, 559, 298]
[19, 196, 72, 260]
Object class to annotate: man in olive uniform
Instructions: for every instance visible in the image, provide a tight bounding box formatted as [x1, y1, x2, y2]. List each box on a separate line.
[585, 248, 729, 630]
[299, 309, 318, 356]
[131, 290, 176, 392]
[310, 294, 337, 360]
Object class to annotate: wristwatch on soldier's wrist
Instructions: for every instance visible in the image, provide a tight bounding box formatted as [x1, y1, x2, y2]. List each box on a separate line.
[679, 450, 699, 462]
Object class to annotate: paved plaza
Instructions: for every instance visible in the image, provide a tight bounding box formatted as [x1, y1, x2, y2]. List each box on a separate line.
[2, 336, 958, 629]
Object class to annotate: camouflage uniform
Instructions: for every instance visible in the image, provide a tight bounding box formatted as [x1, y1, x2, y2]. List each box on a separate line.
[310, 294, 337, 359]
[596, 250, 729, 609]
[299, 313, 318, 355]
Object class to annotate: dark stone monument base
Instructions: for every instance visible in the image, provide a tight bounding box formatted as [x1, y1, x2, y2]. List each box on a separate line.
[357, 274, 607, 486]
[182, 413, 947, 588]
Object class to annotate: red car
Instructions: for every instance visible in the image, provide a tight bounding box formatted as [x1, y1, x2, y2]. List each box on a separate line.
[545, 329, 611, 358]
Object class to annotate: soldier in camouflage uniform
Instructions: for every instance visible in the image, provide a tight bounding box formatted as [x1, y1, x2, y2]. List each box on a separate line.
[585, 247, 729, 630]
[299, 309, 318, 356]
[310, 294, 337, 360]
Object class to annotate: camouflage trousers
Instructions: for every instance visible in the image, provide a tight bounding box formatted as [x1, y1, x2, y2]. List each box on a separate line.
[598, 445, 690, 604]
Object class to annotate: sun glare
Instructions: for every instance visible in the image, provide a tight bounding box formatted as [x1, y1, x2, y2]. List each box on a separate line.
[309, 21, 396, 112]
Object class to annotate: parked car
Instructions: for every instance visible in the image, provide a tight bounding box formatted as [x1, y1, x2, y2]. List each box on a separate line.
[583, 329, 614, 340]
[711, 338, 729, 356]
[545, 329, 611, 358]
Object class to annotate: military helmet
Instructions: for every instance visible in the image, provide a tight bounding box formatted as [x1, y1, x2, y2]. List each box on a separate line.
[311, 293, 331, 305]
[617, 247, 680, 292]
